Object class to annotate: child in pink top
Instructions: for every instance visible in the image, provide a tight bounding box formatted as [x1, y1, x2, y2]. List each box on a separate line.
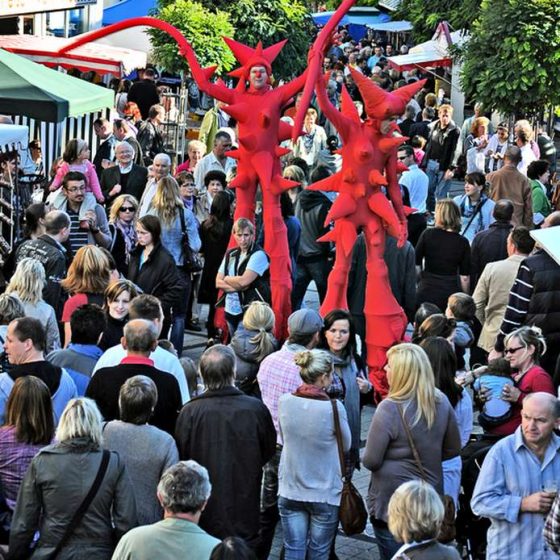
[49, 138, 104, 221]
[411, 135, 426, 166]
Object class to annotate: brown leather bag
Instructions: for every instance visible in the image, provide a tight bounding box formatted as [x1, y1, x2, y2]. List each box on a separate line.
[397, 404, 456, 543]
[331, 399, 368, 536]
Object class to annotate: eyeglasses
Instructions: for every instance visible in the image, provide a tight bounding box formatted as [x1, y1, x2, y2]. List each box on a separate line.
[504, 345, 524, 355]
[119, 206, 135, 213]
[64, 186, 86, 193]
[397, 156, 408, 161]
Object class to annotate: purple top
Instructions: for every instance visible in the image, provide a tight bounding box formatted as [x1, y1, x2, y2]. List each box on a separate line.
[0, 426, 46, 509]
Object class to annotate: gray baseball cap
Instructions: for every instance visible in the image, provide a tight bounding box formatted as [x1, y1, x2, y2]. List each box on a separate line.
[287, 308, 323, 335]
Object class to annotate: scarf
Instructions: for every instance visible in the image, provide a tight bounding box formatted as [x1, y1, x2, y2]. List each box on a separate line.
[115, 218, 137, 261]
[293, 383, 330, 401]
[303, 128, 317, 153]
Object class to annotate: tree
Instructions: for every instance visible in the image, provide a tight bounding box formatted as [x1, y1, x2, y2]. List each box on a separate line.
[147, 0, 235, 74]
[458, 0, 560, 117]
[156, 0, 315, 80]
[396, 0, 481, 43]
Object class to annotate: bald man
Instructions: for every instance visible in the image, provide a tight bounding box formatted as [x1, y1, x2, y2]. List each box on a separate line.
[472, 392, 560, 559]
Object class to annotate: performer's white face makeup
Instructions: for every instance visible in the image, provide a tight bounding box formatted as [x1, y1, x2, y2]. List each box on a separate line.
[249, 65, 268, 90]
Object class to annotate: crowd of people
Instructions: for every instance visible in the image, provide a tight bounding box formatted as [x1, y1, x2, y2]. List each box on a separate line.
[0, 23, 559, 560]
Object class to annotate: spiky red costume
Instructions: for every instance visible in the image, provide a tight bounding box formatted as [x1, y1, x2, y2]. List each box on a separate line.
[57, 3, 353, 340]
[313, 69, 426, 400]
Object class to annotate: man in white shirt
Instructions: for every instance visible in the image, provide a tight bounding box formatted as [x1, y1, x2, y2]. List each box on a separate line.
[194, 131, 236, 192]
[93, 294, 189, 404]
[398, 145, 429, 246]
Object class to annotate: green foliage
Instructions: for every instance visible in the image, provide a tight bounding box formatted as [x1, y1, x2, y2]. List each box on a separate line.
[323, 0, 376, 8]
[154, 0, 315, 80]
[459, 0, 560, 117]
[396, 0, 481, 43]
[147, 0, 235, 74]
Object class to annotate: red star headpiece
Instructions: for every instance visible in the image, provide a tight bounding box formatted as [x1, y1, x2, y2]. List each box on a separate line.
[349, 68, 427, 120]
[223, 37, 287, 81]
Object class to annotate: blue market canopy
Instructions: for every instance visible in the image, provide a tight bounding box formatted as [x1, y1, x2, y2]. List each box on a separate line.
[103, 0, 157, 25]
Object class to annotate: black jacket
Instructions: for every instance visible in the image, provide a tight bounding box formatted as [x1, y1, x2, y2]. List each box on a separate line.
[422, 121, 460, 172]
[409, 120, 431, 142]
[93, 136, 115, 178]
[295, 190, 332, 260]
[127, 79, 160, 120]
[16, 234, 68, 315]
[86, 362, 181, 435]
[175, 386, 276, 546]
[348, 233, 417, 341]
[128, 243, 184, 315]
[101, 164, 148, 203]
[470, 221, 513, 284]
[524, 250, 560, 374]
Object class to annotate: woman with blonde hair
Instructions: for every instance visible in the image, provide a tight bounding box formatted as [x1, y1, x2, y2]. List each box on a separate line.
[8, 397, 137, 559]
[0, 376, 54, 515]
[388, 481, 461, 559]
[363, 343, 460, 560]
[514, 119, 540, 172]
[145, 175, 201, 355]
[465, 117, 490, 174]
[278, 349, 351, 560]
[415, 199, 471, 312]
[229, 301, 278, 397]
[7, 258, 60, 352]
[108, 194, 139, 275]
[61, 245, 111, 346]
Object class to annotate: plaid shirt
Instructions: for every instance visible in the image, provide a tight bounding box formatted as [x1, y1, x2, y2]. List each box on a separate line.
[545, 492, 560, 554]
[257, 342, 305, 445]
[0, 425, 47, 509]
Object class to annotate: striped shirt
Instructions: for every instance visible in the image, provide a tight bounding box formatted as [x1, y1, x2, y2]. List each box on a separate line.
[471, 427, 560, 560]
[495, 258, 534, 351]
[67, 208, 89, 255]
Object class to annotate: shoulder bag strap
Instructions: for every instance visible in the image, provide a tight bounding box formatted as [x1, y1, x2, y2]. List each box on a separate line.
[330, 398, 347, 480]
[461, 197, 487, 236]
[49, 450, 111, 558]
[178, 206, 186, 235]
[397, 404, 429, 483]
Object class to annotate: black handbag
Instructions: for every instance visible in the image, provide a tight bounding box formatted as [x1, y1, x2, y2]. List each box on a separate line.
[178, 209, 203, 273]
[331, 399, 368, 536]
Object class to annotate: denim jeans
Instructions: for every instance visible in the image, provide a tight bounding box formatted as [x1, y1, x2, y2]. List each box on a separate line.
[372, 522, 401, 560]
[425, 159, 451, 212]
[278, 497, 339, 560]
[291, 258, 332, 311]
[169, 267, 192, 357]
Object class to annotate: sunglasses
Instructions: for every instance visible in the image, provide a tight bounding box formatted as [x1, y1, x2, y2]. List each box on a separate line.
[119, 206, 135, 213]
[504, 345, 524, 355]
[397, 156, 408, 161]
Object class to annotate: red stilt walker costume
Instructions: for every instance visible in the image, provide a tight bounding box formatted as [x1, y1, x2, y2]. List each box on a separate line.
[312, 69, 426, 401]
[54, 2, 354, 340]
